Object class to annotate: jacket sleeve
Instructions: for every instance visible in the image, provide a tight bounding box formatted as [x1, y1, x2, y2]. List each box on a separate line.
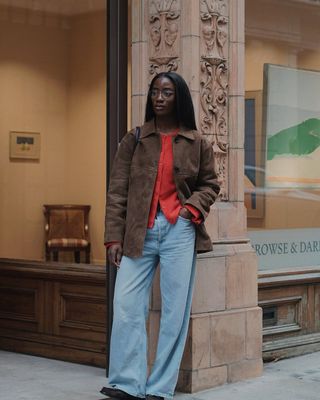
[104, 131, 136, 243]
[184, 137, 220, 219]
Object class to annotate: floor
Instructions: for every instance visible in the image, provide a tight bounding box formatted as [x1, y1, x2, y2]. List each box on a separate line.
[1, 350, 320, 400]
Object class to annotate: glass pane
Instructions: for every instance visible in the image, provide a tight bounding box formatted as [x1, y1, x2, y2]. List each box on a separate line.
[245, 0, 320, 271]
[0, 0, 106, 264]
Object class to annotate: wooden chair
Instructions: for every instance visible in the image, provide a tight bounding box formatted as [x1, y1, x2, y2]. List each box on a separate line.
[43, 204, 91, 263]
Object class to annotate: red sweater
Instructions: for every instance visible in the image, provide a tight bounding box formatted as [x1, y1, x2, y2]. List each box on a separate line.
[147, 130, 201, 227]
[106, 130, 202, 248]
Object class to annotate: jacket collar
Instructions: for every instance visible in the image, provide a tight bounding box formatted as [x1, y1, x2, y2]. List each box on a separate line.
[140, 119, 195, 141]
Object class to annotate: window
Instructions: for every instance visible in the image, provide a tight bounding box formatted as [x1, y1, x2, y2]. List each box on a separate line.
[0, 0, 106, 265]
[245, 0, 320, 270]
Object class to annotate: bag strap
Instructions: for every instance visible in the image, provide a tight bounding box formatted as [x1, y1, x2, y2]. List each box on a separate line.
[134, 126, 141, 144]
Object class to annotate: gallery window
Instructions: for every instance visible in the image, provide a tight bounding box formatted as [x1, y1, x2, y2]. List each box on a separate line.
[245, 0, 320, 271]
[0, 0, 106, 265]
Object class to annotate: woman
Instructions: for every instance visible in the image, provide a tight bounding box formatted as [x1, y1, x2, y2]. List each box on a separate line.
[101, 72, 220, 400]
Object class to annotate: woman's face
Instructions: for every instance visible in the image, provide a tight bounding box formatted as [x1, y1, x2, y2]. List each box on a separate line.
[150, 77, 176, 117]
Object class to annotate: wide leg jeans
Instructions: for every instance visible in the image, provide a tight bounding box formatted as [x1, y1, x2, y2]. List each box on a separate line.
[107, 211, 196, 399]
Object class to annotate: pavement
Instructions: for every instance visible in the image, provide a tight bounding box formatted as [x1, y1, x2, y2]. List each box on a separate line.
[1, 350, 320, 400]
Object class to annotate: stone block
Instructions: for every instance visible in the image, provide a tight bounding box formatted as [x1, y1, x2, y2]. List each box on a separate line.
[131, 41, 148, 97]
[229, 0, 245, 44]
[228, 95, 245, 150]
[204, 202, 219, 242]
[228, 358, 263, 383]
[181, 315, 211, 370]
[246, 307, 262, 359]
[131, 0, 142, 43]
[226, 250, 258, 309]
[181, 36, 200, 92]
[131, 1, 149, 43]
[191, 256, 226, 314]
[194, 365, 228, 392]
[177, 365, 227, 393]
[228, 148, 245, 202]
[181, 0, 200, 37]
[229, 41, 245, 96]
[131, 95, 145, 128]
[218, 202, 246, 240]
[191, 91, 201, 127]
[211, 310, 246, 366]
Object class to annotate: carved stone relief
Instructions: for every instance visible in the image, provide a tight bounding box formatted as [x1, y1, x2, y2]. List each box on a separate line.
[200, 0, 228, 200]
[148, 0, 180, 76]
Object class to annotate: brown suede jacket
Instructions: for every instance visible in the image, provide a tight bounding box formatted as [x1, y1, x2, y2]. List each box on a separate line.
[104, 119, 220, 258]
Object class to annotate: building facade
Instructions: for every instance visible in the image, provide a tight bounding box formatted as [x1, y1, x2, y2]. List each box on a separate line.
[0, 0, 320, 394]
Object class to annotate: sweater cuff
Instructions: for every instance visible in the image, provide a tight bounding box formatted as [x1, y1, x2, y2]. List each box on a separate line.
[105, 241, 121, 249]
[184, 205, 203, 225]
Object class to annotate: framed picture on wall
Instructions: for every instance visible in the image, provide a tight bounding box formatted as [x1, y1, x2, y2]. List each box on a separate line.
[244, 90, 265, 219]
[9, 131, 40, 160]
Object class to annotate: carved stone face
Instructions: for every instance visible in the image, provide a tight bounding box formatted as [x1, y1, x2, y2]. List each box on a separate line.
[150, 76, 176, 118]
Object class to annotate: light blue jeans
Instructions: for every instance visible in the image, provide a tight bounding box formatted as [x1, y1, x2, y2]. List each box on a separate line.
[107, 211, 197, 399]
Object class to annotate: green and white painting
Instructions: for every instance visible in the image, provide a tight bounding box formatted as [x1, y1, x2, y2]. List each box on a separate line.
[264, 64, 320, 188]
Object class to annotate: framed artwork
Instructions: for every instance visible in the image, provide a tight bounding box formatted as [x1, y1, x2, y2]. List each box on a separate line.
[10, 131, 40, 160]
[244, 90, 265, 219]
[263, 64, 320, 188]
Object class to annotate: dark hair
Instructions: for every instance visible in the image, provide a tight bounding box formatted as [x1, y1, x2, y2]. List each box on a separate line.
[145, 72, 197, 130]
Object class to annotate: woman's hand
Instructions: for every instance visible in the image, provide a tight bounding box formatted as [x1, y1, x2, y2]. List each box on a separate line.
[108, 243, 123, 268]
[179, 207, 193, 220]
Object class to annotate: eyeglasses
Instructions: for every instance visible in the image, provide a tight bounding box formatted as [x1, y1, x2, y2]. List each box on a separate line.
[149, 88, 175, 99]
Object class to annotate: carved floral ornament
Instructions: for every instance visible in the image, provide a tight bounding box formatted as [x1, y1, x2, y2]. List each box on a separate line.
[148, 0, 180, 76]
[147, 0, 229, 199]
[200, 0, 229, 199]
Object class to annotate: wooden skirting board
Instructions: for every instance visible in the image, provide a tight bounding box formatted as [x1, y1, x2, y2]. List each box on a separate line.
[259, 267, 320, 361]
[0, 258, 107, 367]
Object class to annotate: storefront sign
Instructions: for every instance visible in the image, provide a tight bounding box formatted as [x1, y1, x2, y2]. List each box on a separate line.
[248, 228, 320, 270]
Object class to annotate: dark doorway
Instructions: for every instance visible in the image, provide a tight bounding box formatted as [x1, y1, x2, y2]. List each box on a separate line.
[106, 0, 128, 374]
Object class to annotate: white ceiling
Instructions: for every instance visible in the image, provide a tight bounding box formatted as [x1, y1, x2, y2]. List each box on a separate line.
[0, 0, 106, 15]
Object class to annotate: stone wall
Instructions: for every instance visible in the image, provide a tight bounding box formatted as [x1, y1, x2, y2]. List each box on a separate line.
[131, 0, 262, 392]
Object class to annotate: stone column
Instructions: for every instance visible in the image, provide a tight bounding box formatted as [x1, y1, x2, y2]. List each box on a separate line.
[131, 0, 262, 392]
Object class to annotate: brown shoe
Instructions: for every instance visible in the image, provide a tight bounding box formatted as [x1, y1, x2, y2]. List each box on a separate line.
[100, 387, 143, 400]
